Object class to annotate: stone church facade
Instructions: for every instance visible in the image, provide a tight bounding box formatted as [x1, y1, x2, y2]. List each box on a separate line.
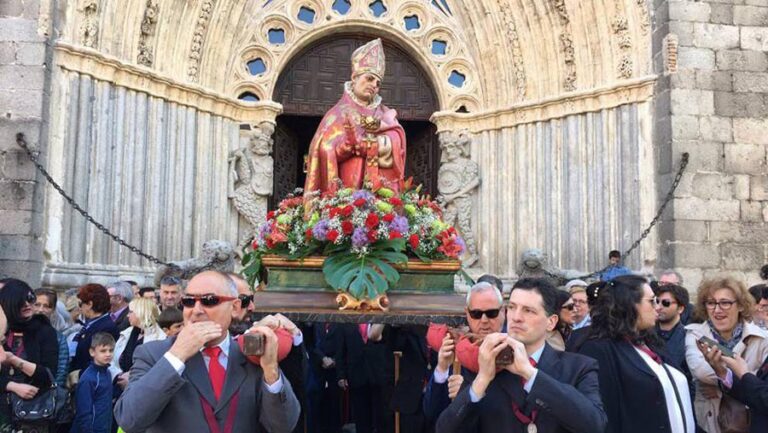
[0, 0, 765, 289]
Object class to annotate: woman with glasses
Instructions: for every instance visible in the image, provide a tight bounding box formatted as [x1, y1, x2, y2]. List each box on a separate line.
[579, 275, 695, 433]
[112, 298, 165, 387]
[684, 275, 768, 433]
[0, 279, 59, 431]
[70, 284, 120, 375]
[547, 289, 575, 350]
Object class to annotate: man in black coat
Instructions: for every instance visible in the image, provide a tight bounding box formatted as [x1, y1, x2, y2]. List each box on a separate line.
[436, 278, 607, 433]
[334, 323, 387, 433]
[306, 322, 342, 433]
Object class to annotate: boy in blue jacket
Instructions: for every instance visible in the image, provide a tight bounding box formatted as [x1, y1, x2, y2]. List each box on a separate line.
[72, 332, 116, 433]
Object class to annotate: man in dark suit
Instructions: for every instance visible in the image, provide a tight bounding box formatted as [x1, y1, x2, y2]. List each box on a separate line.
[335, 322, 387, 433]
[423, 281, 505, 430]
[306, 322, 342, 433]
[114, 270, 300, 433]
[436, 278, 607, 433]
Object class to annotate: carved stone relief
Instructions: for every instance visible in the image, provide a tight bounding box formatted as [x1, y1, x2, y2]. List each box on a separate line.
[499, 4, 527, 100]
[137, 0, 159, 67]
[551, 0, 576, 91]
[80, 0, 99, 48]
[188, 0, 216, 82]
[664, 33, 679, 75]
[612, 15, 634, 79]
[437, 130, 480, 266]
[228, 121, 275, 249]
[636, 0, 651, 35]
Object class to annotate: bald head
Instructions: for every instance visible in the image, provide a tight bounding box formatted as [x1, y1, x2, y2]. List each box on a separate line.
[183, 271, 238, 336]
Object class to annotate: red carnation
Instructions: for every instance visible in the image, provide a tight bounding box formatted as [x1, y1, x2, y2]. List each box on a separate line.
[327, 229, 340, 243]
[353, 198, 367, 207]
[341, 205, 354, 217]
[266, 238, 275, 249]
[409, 234, 420, 250]
[389, 231, 402, 240]
[251, 240, 258, 249]
[341, 220, 354, 235]
[305, 228, 313, 240]
[267, 211, 275, 220]
[367, 230, 379, 242]
[365, 213, 379, 229]
[329, 208, 339, 218]
[389, 197, 403, 206]
[382, 213, 395, 223]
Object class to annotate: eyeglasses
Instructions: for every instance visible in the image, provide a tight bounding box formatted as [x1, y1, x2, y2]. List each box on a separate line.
[238, 294, 254, 308]
[561, 304, 575, 311]
[24, 292, 36, 303]
[656, 299, 677, 308]
[705, 300, 736, 311]
[180, 294, 238, 308]
[467, 308, 501, 320]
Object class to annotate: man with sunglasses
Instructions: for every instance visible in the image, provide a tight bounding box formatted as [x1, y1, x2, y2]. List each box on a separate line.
[423, 281, 506, 428]
[436, 278, 606, 433]
[115, 270, 300, 433]
[655, 284, 690, 372]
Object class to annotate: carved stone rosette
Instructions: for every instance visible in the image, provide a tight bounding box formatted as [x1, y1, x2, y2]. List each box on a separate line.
[188, 0, 216, 82]
[612, 15, 634, 79]
[437, 130, 480, 266]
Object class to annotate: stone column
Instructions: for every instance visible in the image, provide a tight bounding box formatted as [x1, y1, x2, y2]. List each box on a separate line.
[0, 1, 50, 284]
[655, 0, 768, 288]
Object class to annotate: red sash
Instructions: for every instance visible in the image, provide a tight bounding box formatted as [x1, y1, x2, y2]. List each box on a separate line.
[200, 392, 240, 433]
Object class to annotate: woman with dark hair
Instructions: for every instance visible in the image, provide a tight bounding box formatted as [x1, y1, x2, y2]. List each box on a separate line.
[579, 275, 695, 433]
[69, 284, 119, 374]
[0, 278, 59, 430]
[546, 289, 574, 350]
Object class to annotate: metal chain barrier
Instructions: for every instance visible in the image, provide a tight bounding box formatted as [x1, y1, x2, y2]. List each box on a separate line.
[16, 133, 173, 267]
[546, 152, 690, 281]
[16, 132, 689, 281]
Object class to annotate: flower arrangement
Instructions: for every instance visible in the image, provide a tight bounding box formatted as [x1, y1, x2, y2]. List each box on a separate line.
[241, 181, 465, 303]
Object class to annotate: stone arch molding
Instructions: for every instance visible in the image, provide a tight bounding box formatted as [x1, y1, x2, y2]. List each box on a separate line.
[228, 0, 483, 112]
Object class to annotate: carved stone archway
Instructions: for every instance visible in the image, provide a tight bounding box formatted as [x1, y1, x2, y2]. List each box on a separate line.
[271, 34, 441, 203]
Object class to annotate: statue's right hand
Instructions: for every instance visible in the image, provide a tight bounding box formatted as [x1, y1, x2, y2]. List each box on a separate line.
[168, 321, 222, 362]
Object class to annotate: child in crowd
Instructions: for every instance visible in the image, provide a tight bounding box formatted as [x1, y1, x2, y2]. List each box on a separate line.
[157, 307, 183, 338]
[72, 332, 117, 433]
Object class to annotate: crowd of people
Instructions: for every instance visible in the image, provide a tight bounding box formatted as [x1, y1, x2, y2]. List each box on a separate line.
[0, 259, 766, 433]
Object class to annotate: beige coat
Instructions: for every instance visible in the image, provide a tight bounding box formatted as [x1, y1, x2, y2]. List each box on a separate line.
[684, 321, 768, 433]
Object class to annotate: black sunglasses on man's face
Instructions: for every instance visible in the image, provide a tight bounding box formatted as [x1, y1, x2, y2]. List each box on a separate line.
[238, 294, 254, 308]
[467, 308, 501, 320]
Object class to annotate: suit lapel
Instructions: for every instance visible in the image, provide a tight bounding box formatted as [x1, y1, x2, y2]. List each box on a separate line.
[496, 370, 527, 409]
[216, 338, 248, 414]
[536, 344, 560, 377]
[184, 352, 217, 408]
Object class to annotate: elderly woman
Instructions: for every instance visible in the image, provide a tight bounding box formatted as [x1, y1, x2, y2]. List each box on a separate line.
[685, 275, 768, 433]
[580, 275, 695, 433]
[70, 284, 120, 374]
[112, 298, 165, 377]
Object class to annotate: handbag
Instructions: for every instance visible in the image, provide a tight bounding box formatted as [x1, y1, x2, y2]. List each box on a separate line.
[717, 394, 750, 433]
[8, 368, 74, 425]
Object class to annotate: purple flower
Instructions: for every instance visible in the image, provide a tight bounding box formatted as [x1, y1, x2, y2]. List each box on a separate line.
[389, 215, 409, 234]
[352, 190, 374, 202]
[352, 227, 369, 248]
[257, 222, 271, 242]
[456, 236, 467, 255]
[312, 219, 330, 241]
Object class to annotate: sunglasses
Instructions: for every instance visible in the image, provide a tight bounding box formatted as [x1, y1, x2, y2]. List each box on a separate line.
[561, 304, 575, 311]
[238, 294, 254, 308]
[467, 308, 501, 320]
[25, 292, 36, 303]
[656, 299, 677, 308]
[180, 294, 238, 308]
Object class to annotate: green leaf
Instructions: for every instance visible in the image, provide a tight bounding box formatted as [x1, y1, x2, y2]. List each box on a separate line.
[366, 257, 400, 285]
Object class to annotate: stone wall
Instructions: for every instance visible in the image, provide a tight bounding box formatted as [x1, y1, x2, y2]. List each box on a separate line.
[655, 0, 768, 289]
[0, 0, 49, 284]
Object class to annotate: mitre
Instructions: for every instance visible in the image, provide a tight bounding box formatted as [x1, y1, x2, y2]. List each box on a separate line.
[351, 38, 386, 80]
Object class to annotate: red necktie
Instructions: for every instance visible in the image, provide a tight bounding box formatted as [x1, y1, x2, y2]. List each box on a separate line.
[359, 324, 369, 344]
[203, 346, 225, 400]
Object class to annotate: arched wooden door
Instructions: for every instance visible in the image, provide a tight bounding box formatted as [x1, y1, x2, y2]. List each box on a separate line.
[271, 35, 441, 205]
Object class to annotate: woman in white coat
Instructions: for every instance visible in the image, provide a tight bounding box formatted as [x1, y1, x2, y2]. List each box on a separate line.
[685, 275, 768, 433]
[112, 297, 165, 382]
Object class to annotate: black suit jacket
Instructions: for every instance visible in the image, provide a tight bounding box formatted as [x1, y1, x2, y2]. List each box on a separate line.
[436, 343, 607, 433]
[726, 356, 768, 433]
[334, 323, 386, 388]
[579, 337, 683, 433]
[113, 307, 131, 332]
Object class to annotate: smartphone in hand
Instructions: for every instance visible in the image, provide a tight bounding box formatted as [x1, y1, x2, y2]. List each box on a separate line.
[698, 336, 734, 358]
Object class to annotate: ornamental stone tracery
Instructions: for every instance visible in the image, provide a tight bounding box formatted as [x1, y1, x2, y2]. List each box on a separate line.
[230, 0, 482, 113]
